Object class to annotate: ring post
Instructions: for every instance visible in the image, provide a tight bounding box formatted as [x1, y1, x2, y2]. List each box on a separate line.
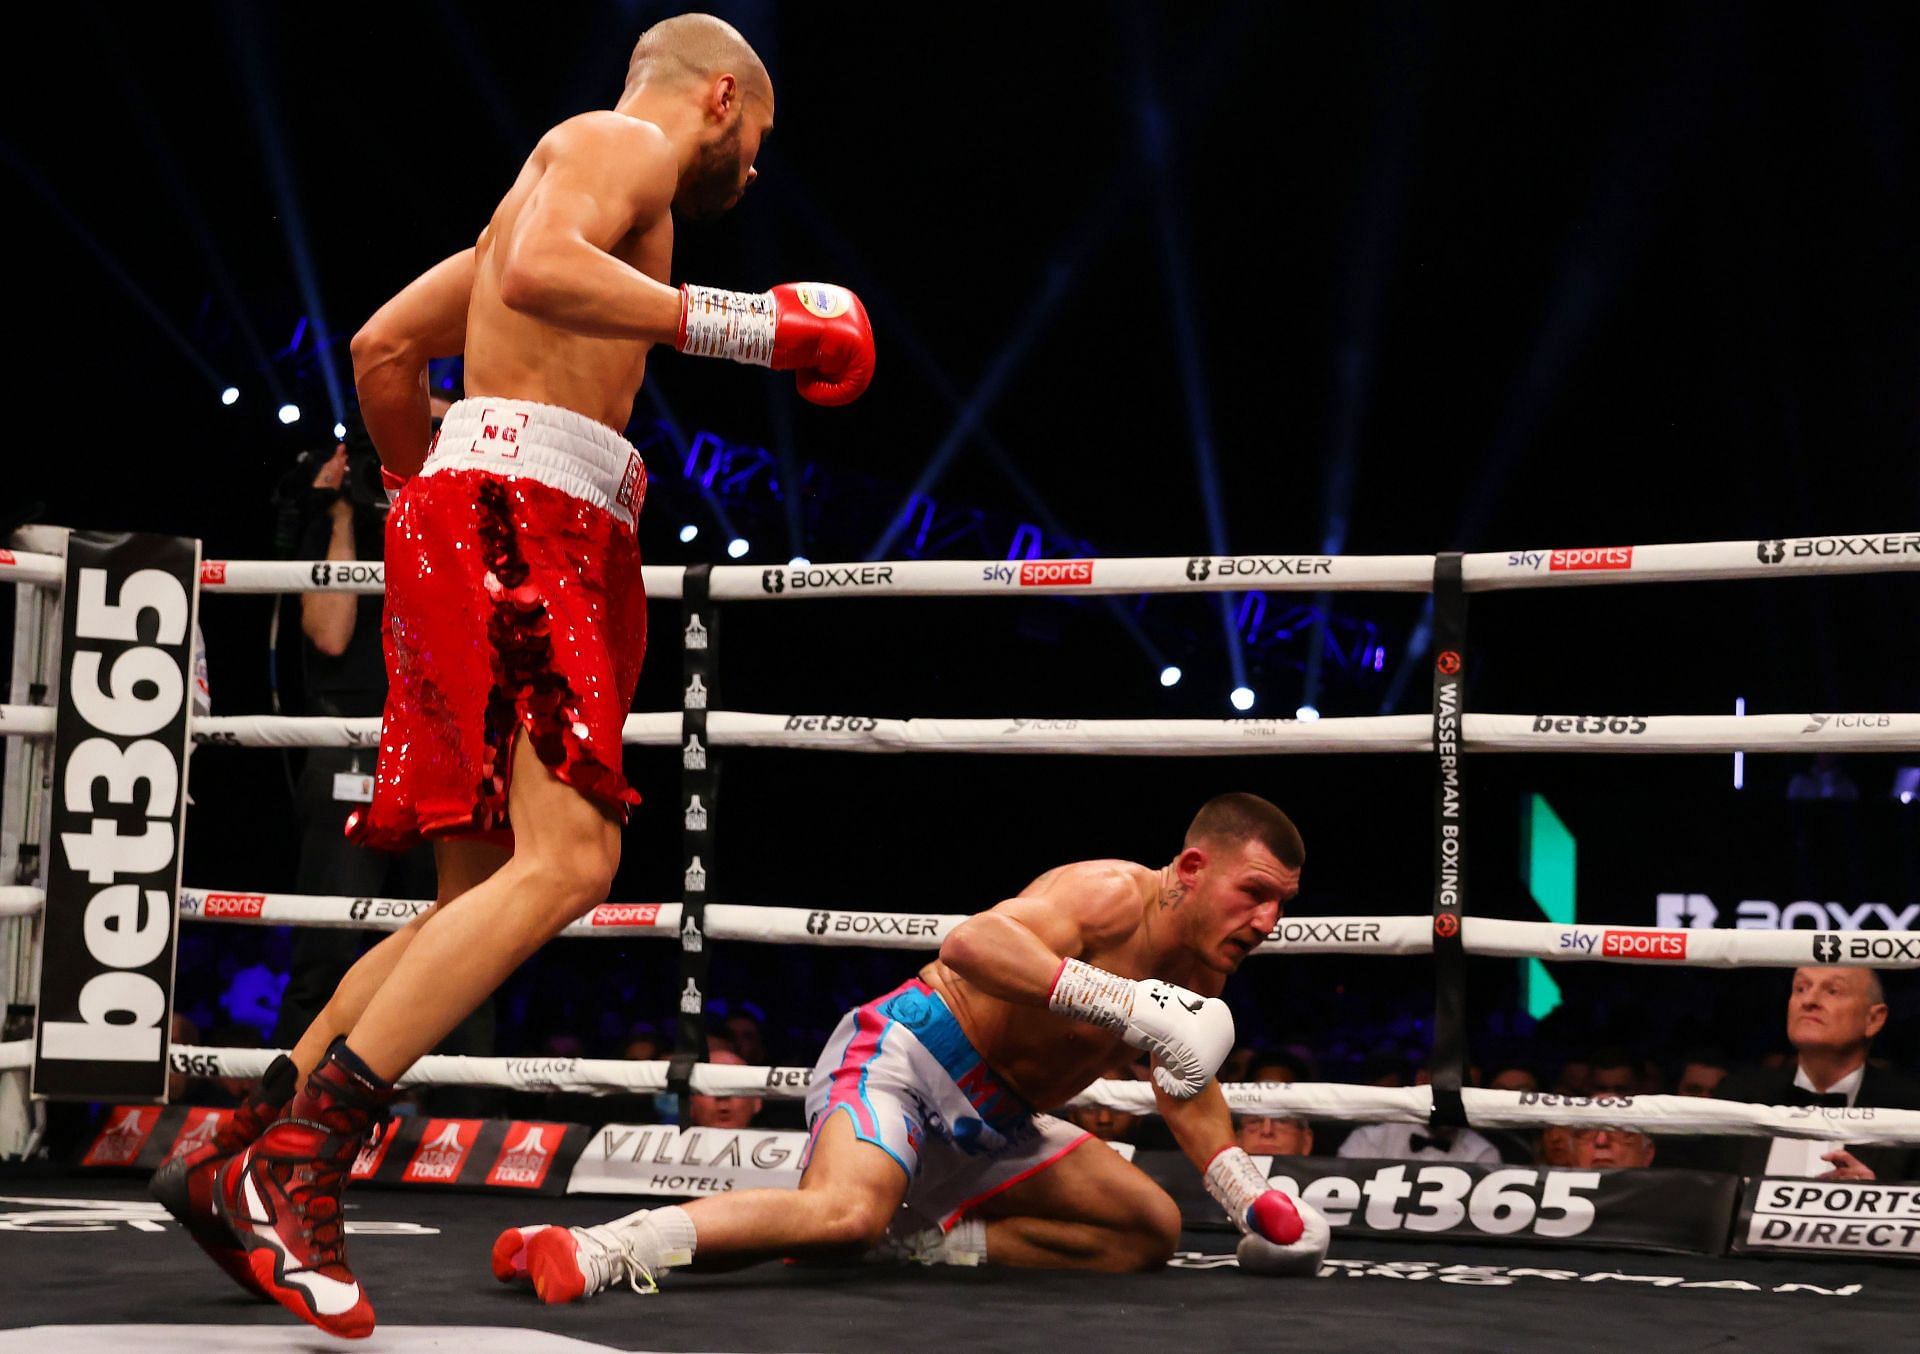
[1428, 552, 1469, 1130]
[673, 565, 717, 1124]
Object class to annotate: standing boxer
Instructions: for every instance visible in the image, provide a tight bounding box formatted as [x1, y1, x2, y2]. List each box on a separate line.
[494, 794, 1330, 1300]
[152, 14, 874, 1338]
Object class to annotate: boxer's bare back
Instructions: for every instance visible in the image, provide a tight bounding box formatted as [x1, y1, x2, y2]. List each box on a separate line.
[925, 853, 1296, 1107]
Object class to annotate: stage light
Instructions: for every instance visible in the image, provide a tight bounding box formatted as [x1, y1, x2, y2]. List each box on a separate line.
[1230, 686, 1255, 711]
[1296, 704, 1320, 721]
[789, 556, 811, 567]
[1160, 665, 1182, 687]
[679, 525, 699, 543]
[727, 538, 750, 559]
[332, 422, 346, 440]
[220, 386, 240, 406]
[277, 403, 301, 425]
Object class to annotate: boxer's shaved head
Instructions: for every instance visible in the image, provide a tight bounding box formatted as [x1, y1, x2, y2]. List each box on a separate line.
[1185, 793, 1304, 870]
[626, 13, 772, 105]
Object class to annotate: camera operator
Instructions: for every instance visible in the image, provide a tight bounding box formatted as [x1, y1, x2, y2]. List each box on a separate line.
[269, 388, 495, 1113]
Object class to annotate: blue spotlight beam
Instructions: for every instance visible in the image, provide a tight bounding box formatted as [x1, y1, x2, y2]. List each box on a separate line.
[1304, 23, 1422, 711]
[0, 137, 225, 389]
[1127, 4, 1244, 692]
[88, 16, 288, 406]
[227, 2, 349, 425]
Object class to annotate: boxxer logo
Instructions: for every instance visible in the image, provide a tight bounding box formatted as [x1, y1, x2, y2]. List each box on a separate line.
[1186, 558, 1211, 581]
[761, 570, 784, 594]
[807, 911, 829, 935]
[1758, 540, 1786, 564]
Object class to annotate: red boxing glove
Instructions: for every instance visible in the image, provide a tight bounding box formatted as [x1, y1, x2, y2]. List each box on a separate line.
[677, 281, 875, 407]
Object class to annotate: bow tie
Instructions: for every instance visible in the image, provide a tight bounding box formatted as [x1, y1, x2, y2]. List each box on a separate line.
[1409, 1131, 1453, 1152]
[1785, 1086, 1849, 1109]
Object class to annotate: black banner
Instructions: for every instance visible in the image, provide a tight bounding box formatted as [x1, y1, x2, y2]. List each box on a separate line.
[1140, 1152, 1739, 1257]
[33, 532, 199, 1101]
[1733, 1177, 1920, 1262]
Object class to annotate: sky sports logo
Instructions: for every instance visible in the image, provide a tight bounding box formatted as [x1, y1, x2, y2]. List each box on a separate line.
[1019, 559, 1095, 586]
[1549, 547, 1633, 571]
[200, 893, 265, 919]
[1601, 930, 1687, 960]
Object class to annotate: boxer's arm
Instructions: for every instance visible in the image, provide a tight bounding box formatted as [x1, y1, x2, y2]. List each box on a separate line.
[351, 248, 475, 477]
[936, 895, 1096, 1006]
[1154, 1075, 1235, 1173]
[494, 114, 683, 341]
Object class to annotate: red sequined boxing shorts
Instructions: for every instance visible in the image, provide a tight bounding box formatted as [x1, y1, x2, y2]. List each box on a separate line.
[348, 400, 648, 851]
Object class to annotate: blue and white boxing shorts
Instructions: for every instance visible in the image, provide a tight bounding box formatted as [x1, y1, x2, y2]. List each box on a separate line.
[803, 976, 1093, 1232]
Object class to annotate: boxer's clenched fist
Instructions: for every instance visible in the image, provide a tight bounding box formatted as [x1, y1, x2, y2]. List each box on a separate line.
[676, 281, 875, 406]
[1046, 958, 1234, 1098]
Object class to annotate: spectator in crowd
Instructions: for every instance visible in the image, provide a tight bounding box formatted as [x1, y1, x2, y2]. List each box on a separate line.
[1340, 1062, 1501, 1164]
[1066, 1064, 1143, 1144]
[1586, 1047, 1638, 1096]
[1360, 1053, 1410, 1088]
[1238, 1112, 1311, 1157]
[1537, 1125, 1575, 1168]
[1674, 1048, 1731, 1098]
[622, 1024, 661, 1062]
[688, 1048, 762, 1130]
[1487, 1061, 1540, 1094]
[1220, 1044, 1259, 1083]
[1481, 1060, 1544, 1165]
[1553, 1058, 1593, 1096]
[1234, 1051, 1313, 1156]
[721, 1011, 768, 1067]
[1567, 1124, 1656, 1169]
[1714, 967, 1920, 1181]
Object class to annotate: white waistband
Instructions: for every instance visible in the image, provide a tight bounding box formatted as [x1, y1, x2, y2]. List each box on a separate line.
[422, 398, 646, 530]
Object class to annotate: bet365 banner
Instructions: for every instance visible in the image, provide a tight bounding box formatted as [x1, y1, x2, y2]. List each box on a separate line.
[1138, 1153, 1741, 1256]
[32, 531, 199, 1101]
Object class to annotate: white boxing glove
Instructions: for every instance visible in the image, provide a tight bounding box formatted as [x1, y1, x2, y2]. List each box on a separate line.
[1205, 1145, 1330, 1277]
[1047, 958, 1234, 1098]
[1236, 1204, 1331, 1277]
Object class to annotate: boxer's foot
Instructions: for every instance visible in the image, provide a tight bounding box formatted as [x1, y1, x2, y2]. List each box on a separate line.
[148, 1054, 297, 1300]
[216, 1039, 392, 1339]
[491, 1223, 553, 1284]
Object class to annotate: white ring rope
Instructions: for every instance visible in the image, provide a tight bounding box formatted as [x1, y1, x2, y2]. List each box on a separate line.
[8, 532, 1920, 599]
[1, 1040, 1912, 1144]
[7, 706, 1919, 753]
[3, 886, 1901, 970]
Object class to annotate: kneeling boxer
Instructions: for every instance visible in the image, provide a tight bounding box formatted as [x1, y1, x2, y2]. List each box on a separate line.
[494, 793, 1329, 1297]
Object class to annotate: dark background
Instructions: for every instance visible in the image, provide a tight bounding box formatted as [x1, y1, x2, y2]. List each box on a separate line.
[5, 2, 1920, 1078]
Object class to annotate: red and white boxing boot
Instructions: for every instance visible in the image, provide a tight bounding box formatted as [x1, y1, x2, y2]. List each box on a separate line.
[149, 1054, 298, 1298]
[215, 1038, 394, 1339]
[500, 1206, 698, 1304]
[490, 1223, 553, 1284]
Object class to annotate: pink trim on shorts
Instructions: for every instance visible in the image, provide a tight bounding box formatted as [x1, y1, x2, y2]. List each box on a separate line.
[937, 1129, 1097, 1231]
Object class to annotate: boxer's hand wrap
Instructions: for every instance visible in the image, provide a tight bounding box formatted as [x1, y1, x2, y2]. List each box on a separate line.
[677, 281, 876, 406]
[380, 467, 409, 507]
[1046, 958, 1234, 1099]
[677, 283, 778, 366]
[1205, 1147, 1330, 1277]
